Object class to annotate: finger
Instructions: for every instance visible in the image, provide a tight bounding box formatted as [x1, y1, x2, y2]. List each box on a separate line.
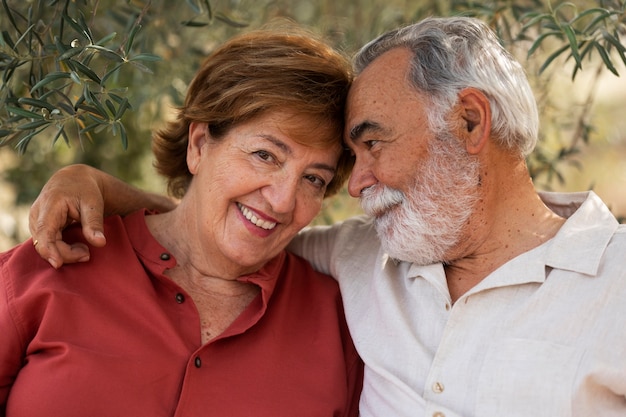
[78, 198, 107, 248]
[34, 238, 90, 269]
[29, 210, 66, 269]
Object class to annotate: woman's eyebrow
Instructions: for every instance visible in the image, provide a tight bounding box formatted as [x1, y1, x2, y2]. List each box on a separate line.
[260, 135, 336, 174]
[259, 134, 292, 155]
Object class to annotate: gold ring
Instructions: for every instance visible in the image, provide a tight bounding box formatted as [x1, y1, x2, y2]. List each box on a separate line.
[33, 239, 39, 248]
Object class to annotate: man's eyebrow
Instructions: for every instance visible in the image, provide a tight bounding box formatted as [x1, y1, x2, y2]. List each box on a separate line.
[348, 121, 384, 143]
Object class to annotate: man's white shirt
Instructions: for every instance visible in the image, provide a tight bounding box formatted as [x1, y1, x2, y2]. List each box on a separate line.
[289, 191, 626, 417]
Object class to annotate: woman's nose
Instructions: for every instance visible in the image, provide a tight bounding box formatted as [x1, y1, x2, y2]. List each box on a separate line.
[263, 176, 298, 214]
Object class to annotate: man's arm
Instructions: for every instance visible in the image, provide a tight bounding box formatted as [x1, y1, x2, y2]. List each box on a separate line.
[29, 164, 176, 269]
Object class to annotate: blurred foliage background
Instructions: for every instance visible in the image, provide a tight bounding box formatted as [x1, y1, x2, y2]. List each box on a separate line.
[1, 0, 625, 249]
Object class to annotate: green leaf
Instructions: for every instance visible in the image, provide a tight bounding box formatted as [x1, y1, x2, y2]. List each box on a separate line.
[108, 92, 127, 104]
[85, 44, 125, 62]
[57, 46, 84, 61]
[100, 62, 124, 84]
[69, 59, 102, 84]
[57, 102, 76, 116]
[561, 24, 582, 69]
[82, 87, 109, 118]
[128, 60, 154, 74]
[185, 0, 202, 14]
[95, 123, 108, 134]
[124, 24, 142, 54]
[105, 99, 116, 115]
[52, 125, 70, 146]
[204, 0, 213, 20]
[114, 97, 131, 120]
[12, 24, 36, 51]
[1, 30, 16, 50]
[15, 125, 48, 154]
[520, 11, 548, 27]
[6, 105, 44, 120]
[553, 2, 578, 16]
[77, 11, 94, 43]
[181, 20, 209, 27]
[53, 36, 68, 56]
[62, 10, 90, 42]
[527, 31, 561, 57]
[119, 122, 128, 149]
[17, 97, 56, 111]
[582, 10, 619, 34]
[79, 121, 103, 134]
[214, 12, 248, 28]
[593, 42, 618, 76]
[1, 0, 21, 35]
[56, 102, 76, 116]
[539, 44, 570, 74]
[95, 32, 117, 46]
[603, 31, 626, 67]
[70, 70, 82, 84]
[570, 8, 610, 26]
[578, 40, 595, 63]
[17, 119, 50, 130]
[128, 53, 162, 62]
[29, 71, 72, 93]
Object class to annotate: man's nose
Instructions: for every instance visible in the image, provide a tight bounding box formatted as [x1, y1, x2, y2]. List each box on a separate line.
[347, 158, 377, 198]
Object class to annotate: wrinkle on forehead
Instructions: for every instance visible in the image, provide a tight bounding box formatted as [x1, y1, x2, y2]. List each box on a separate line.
[345, 48, 415, 140]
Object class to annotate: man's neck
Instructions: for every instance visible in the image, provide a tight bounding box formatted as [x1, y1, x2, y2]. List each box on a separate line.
[444, 159, 565, 303]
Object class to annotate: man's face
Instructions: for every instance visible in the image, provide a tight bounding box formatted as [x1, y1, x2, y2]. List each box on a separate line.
[345, 47, 480, 265]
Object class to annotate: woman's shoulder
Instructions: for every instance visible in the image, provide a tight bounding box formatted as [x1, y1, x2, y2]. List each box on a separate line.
[1, 215, 131, 293]
[281, 251, 340, 292]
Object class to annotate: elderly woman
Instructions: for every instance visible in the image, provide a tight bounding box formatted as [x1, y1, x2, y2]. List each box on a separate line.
[0, 27, 362, 416]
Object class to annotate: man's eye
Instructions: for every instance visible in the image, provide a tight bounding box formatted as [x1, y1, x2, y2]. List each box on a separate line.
[364, 140, 379, 149]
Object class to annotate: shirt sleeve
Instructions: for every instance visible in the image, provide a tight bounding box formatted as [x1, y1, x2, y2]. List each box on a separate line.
[288, 223, 343, 276]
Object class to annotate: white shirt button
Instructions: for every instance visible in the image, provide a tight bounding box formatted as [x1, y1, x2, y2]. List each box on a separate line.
[432, 381, 445, 393]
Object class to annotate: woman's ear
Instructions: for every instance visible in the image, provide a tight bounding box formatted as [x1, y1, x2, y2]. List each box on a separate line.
[187, 122, 208, 174]
[456, 88, 491, 155]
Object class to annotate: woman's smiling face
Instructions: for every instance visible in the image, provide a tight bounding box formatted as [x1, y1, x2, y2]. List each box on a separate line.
[184, 111, 342, 275]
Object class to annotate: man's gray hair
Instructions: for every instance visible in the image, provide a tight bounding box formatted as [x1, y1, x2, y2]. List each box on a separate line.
[354, 16, 539, 156]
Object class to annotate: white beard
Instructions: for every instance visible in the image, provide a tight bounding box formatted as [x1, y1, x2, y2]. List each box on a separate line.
[360, 132, 480, 265]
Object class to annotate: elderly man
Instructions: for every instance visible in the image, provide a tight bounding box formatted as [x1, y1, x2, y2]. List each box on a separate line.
[28, 17, 626, 417]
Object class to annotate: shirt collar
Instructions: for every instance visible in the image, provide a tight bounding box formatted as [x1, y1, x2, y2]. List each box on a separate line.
[391, 191, 618, 284]
[124, 208, 284, 289]
[123, 209, 285, 339]
[540, 191, 619, 276]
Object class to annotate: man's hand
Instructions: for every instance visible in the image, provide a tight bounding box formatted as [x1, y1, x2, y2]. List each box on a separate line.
[29, 165, 107, 268]
[29, 164, 176, 268]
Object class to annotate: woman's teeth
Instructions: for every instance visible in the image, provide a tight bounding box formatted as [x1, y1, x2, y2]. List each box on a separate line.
[238, 203, 277, 230]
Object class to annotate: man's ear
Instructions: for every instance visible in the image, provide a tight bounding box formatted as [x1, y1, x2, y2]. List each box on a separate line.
[456, 88, 491, 155]
[187, 122, 208, 174]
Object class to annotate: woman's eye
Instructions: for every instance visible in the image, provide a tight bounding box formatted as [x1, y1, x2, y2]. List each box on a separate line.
[254, 150, 275, 162]
[304, 175, 326, 189]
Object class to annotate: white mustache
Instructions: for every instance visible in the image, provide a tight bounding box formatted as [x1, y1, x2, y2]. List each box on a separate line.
[360, 185, 405, 217]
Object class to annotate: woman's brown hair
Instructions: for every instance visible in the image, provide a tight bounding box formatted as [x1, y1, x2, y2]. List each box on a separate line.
[152, 24, 353, 198]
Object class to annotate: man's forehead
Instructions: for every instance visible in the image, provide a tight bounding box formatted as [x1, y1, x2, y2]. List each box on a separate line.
[346, 48, 413, 127]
